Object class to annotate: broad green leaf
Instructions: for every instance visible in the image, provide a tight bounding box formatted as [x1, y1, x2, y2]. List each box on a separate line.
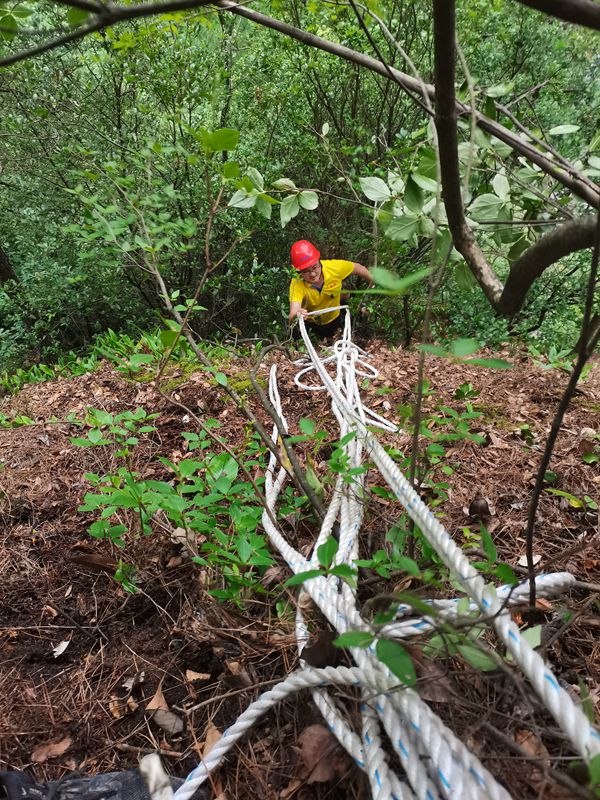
[299, 417, 315, 435]
[493, 563, 518, 584]
[465, 357, 512, 369]
[387, 171, 405, 193]
[484, 81, 514, 98]
[376, 640, 417, 687]
[371, 266, 429, 293]
[247, 167, 264, 192]
[492, 173, 510, 202]
[0, 13, 17, 39]
[67, 7, 89, 26]
[457, 643, 497, 671]
[160, 329, 179, 349]
[321, 122, 330, 136]
[386, 215, 419, 242]
[214, 372, 228, 386]
[411, 172, 438, 192]
[450, 338, 479, 357]
[403, 177, 424, 214]
[393, 556, 420, 576]
[255, 195, 272, 219]
[480, 523, 497, 563]
[521, 625, 542, 649]
[317, 536, 338, 569]
[280, 194, 300, 227]
[589, 754, 600, 786]
[272, 177, 297, 190]
[469, 193, 505, 221]
[202, 127, 240, 151]
[359, 176, 391, 203]
[298, 190, 319, 210]
[334, 630, 374, 648]
[548, 124, 580, 136]
[222, 161, 240, 179]
[508, 236, 531, 262]
[228, 189, 256, 209]
[12, 5, 34, 18]
[285, 569, 323, 586]
[455, 262, 476, 291]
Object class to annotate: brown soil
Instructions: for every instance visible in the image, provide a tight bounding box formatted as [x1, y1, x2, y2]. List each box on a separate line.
[0, 343, 599, 799]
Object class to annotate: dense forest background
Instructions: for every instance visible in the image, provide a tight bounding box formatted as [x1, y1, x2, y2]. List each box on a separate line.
[0, 0, 598, 371]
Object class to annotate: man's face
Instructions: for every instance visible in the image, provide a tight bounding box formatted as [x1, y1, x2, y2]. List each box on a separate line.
[299, 261, 322, 284]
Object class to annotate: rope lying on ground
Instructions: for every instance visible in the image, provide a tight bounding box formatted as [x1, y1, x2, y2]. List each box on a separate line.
[174, 310, 597, 800]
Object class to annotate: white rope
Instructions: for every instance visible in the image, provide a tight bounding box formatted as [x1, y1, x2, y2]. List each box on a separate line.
[175, 310, 595, 800]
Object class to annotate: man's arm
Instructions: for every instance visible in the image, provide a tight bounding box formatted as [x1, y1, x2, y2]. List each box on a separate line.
[289, 301, 308, 321]
[352, 263, 373, 283]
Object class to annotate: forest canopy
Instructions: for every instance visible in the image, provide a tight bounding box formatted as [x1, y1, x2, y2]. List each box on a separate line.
[0, 0, 598, 370]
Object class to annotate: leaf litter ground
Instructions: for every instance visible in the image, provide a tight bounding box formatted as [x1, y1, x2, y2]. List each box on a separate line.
[0, 343, 599, 800]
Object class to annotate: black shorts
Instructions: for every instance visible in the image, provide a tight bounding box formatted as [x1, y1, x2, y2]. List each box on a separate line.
[292, 309, 346, 341]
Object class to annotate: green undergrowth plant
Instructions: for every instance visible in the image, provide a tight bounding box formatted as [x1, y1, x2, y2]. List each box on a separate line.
[0, 351, 100, 394]
[73, 408, 275, 603]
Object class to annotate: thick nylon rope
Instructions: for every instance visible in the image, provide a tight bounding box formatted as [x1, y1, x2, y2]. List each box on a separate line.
[174, 311, 592, 800]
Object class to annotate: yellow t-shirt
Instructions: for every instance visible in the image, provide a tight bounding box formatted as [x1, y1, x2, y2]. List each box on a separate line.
[289, 259, 355, 325]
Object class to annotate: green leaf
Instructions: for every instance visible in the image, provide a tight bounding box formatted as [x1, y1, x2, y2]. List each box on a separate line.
[202, 127, 240, 151]
[160, 329, 179, 349]
[492, 173, 510, 202]
[285, 569, 323, 586]
[0, 13, 17, 39]
[214, 372, 228, 386]
[583, 452, 599, 464]
[370, 266, 430, 294]
[450, 338, 479, 357]
[333, 630, 374, 648]
[403, 177, 424, 214]
[457, 643, 497, 672]
[386, 215, 419, 242]
[480, 523, 497, 563]
[393, 556, 420, 576]
[329, 563, 358, 581]
[247, 167, 264, 192]
[521, 625, 542, 649]
[589, 754, 600, 786]
[455, 262, 476, 291]
[280, 194, 300, 227]
[411, 172, 438, 192]
[465, 358, 512, 369]
[255, 195, 272, 219]
[222, 161, 240, 179]
[298, 190, 319, 210]
[317, 536, 338, 569]
[376, 640, 417, 687]
[272, 178, 297, 190]
[228, 189, 257, 209]
[493, 563, 518, 584]
[359, 176, 391, 203]
[548, 124, 580, 136]
[484, 81, 514, 98]
[67, 7, 90, 26]
[469, 193, 505, 221]
[299, 418, 315, 435]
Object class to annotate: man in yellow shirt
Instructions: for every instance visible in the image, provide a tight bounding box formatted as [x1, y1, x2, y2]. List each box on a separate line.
[288, 240, 373, 339]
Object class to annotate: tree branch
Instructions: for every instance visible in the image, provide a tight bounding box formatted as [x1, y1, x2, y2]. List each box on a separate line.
[511, 0, 600, 31]
[432, 0, 504, 308]
[215, 0, 599, 209]
[498, 215, 598, 314]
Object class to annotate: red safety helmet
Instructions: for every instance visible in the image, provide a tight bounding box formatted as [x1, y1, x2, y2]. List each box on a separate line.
[291, 240, 321, 271]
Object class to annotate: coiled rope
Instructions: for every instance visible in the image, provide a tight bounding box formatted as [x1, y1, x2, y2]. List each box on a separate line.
[174, 310, 597, 800]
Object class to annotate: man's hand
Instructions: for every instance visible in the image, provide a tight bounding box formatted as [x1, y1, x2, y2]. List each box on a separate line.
[289, 301, 308, 321]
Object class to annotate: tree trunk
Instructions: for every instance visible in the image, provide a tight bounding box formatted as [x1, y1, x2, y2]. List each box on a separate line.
[0, 246, 17, 284]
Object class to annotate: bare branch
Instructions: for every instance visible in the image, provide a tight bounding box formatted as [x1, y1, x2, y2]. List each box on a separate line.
[511, 0, 600, 31]
[498, 215, 597, 315]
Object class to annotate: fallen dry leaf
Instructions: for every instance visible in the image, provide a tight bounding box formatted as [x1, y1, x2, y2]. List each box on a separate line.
[108, 696, 125, 719]
[146, 684, 168, 712]
[186, 670, 211, 682]
[202, 720, 222, 758]
[151, 709, 184, 735]
[31, 737, 72, 763]
[297, 724, 342, 784]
